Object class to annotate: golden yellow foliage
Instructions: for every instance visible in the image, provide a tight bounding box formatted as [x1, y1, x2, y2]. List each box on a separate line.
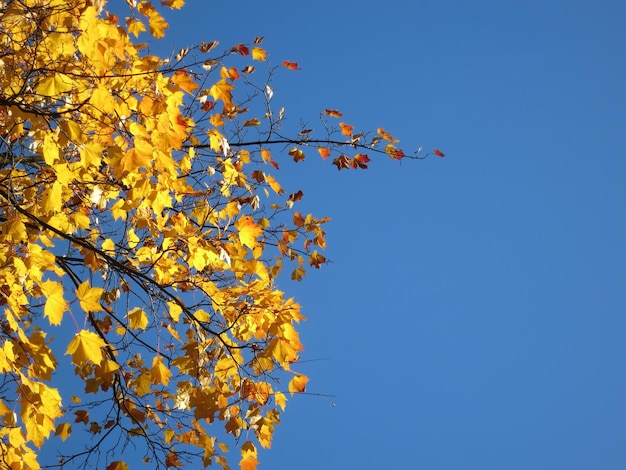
[0, 0, 423, 468]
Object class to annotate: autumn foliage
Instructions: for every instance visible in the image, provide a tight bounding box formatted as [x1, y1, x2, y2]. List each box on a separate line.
[0, 1, 439, 468]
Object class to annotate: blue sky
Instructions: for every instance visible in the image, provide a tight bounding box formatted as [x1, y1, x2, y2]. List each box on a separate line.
[35, 1, 623, 468]
[158, 1, 626, 469]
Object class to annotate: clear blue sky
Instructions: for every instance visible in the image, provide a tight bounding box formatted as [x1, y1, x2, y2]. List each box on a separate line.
[163, 1, 625, 469]
[48, 1, 626, 469]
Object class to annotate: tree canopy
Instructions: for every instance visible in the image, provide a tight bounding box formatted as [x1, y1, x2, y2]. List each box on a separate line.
[0, 1, 441, 468]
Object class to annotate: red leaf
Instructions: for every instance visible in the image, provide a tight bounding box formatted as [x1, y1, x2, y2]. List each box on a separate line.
[433, 149, 445, 157]
[282, 61, 301, 70]
[201, 101, 214, 112]
[232, 44, 249, 56]
[353, 154, 371, 169]
[288, 190, 304, 203]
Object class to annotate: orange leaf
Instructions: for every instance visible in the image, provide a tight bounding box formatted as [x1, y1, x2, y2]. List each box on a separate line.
[288, 375, 308, 395]
[324, 109, 343, 118]
[433, 149, 445, 157]
[339, 122, 353, 136]
[282, 61, 301, 70]
[171, 69, 199, 94]
[317, 147, 331, 159]
[240, 442, 259, 470]
[377, 127, 399, 143]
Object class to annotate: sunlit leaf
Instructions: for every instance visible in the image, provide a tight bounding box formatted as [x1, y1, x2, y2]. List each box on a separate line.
[66, 331, 106, 365]
[76, 281, 104, 312]
[282, 60, 301, 70]
[288, 375, 308, 395]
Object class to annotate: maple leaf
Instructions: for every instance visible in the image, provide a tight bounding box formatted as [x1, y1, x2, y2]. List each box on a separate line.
[377, 127, 399, 143]
[385, 144, 405, 160]
[288, 375, 308, 395]
[126, 18, 146, 37]
[282, 60, 301, 70]
[41, 280, 68, 325]
[324, 109, 343, 118]
[151, 356, 172, 386]
[317, 146, 331, 159]
[128, 307, 149, 330]
[209, 79, 234, 108]
[240, 442, 259, 470]
[232, 44, 250, 56]
[66, 331, 106, 365]
[332, 155, 351, 171]
[288, 147, 305, 162]
[36, 73, 75, 96]
[201, 40, 219, 52]
[139, 2, 169, 38]
[220, 66, 240, 81]
[339, 122, 354, 136]
[308, 251, 326, 268]
[171, 69, 199, 93]
[76, 281, 104, 312]
[235, 216, 263, 250]
[243, 118, 261, 127]
[287, 190, 304, 205]
[54, 423, 72, 441]
[251, 47, 267, 61]
[74, 410, 89, 424]
[353, 153, 371, 169]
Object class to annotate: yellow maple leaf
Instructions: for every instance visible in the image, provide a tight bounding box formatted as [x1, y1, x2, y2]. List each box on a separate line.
[251, 47, 267, 61]
[41, 180, 63, 215]
[274, 391, 287, 411]
[139, 3, 169, 39]
[150, 356, 172, 386]
[209, 79, 234, 108]
[36, 73, 75, 96]
[235, 216, 263, 250]
[126, 17, 147, 37]
[66, 330, 106, 365]
[127, 307, 148, 330]
[42, 132, 61, 165]
[40, 280, 67, 325]
[76, 281, 103, 312]
[288, 374, 308, 395]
